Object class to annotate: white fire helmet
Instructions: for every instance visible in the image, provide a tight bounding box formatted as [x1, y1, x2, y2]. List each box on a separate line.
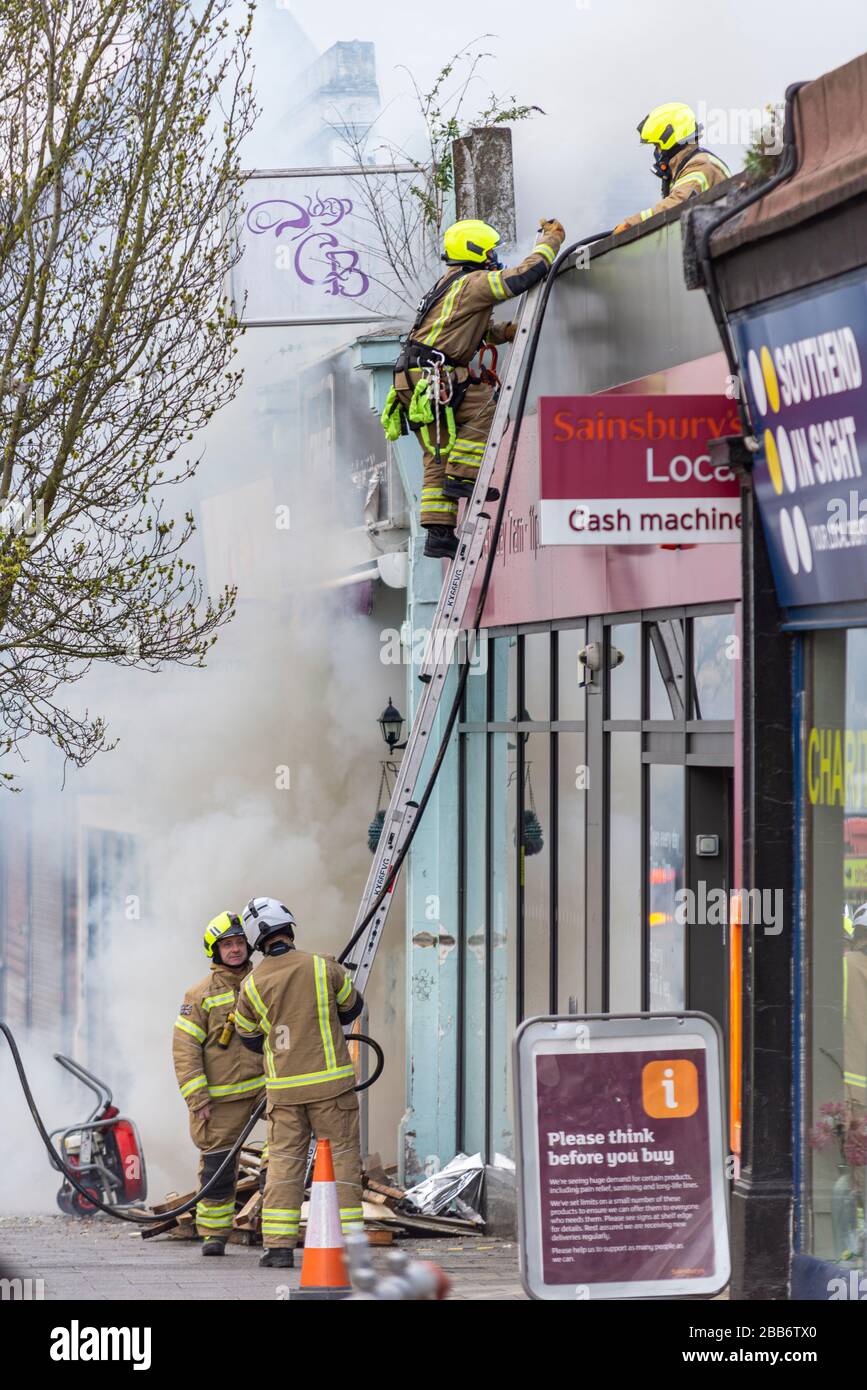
[243, 896, 297, 951]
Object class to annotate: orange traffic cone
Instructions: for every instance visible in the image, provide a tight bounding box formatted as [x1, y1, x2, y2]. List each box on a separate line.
[290, 1138, 353, 1301]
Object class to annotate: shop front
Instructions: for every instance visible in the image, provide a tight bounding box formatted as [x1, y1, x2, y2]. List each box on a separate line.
[455, 369, 742, 1170]
[701, 50, 867, 1296]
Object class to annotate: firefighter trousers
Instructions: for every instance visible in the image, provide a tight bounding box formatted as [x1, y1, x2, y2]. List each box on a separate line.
[190, 1092, 262, 1240]
[395, 370, 496, 528]
[261, 1090, 363, 1249]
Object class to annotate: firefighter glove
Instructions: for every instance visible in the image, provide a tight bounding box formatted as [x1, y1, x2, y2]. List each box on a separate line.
[538, 218, 565, 241]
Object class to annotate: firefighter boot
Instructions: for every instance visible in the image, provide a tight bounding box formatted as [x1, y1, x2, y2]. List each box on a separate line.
[202, 1237, 227, 1257]
[423, 525, 458, 559]
[260, 1247, 295, 1269]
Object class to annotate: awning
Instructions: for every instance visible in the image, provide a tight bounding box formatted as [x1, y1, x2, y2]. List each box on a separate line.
[711, 51, 867, 310]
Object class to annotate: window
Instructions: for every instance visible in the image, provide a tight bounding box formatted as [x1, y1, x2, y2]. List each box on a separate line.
[457, 604, 734, 1159]
[693, 613, 736, 720]
[609, 734, 642, 1011]
[648, 764, 686, 1011]
[802, 628, 867, 1264]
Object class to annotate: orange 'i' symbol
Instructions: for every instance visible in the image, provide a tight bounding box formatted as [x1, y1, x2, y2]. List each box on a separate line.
[642, 1059, 699, 1118]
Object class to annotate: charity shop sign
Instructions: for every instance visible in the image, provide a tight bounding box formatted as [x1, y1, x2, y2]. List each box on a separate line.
[538, 395, 741, 545]
[231, 166, 420, 327]
[514, 1012, 730, 1300]
[732, 266, 867, 613]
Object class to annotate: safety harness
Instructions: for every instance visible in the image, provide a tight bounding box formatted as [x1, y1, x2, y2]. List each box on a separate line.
[380, 265, 491, 460]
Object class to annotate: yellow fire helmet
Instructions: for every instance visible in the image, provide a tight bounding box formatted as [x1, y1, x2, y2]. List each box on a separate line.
[637, 102, 700, 152]
[203, 910, 249, 960]
[442, 218, 501, 266]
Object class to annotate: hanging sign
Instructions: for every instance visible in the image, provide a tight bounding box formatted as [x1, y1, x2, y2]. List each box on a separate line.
[231, 166, 421, 326]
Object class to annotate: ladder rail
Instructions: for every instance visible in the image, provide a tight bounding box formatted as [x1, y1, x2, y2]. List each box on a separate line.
[341, 231, 611, 998]
[342, 280, 546, 995]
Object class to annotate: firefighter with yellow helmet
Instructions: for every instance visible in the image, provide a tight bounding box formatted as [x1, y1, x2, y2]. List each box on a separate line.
[382, 215, 565, 558]
[172, 912, 265, 1254]
[614, 102, 731, 233]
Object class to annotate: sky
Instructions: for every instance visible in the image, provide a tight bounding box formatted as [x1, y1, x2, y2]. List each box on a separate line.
[251, 0, 867, 232]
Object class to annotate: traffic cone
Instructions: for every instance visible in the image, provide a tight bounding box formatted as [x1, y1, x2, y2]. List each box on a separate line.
[290, 1138, 353, 1301]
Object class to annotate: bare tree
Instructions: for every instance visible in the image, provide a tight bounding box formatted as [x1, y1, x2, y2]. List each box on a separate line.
[0, 0, 257, 783]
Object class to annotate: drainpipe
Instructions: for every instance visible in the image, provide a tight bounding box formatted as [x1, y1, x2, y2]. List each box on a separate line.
[686, 79, 808, 1303]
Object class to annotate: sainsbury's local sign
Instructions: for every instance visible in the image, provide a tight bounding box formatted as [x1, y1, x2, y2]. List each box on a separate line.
[538, 396, 741, 546]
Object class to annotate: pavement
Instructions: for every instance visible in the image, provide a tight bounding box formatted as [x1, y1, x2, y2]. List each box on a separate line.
[0, 1214, 527, 1301]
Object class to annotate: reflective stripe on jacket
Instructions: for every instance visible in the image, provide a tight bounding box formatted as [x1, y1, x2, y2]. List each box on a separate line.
[172, 960, 265, 1110]
[410, 227, 563, 367]
[234, 948, 359, 1105]
[624, 145, 731, 228]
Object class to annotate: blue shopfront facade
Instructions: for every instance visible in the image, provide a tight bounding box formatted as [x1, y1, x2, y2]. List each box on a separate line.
[730, 248, 867, 1295]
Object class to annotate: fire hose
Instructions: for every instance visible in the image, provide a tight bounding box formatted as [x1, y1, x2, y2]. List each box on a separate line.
[0, 1020, 382, 1224]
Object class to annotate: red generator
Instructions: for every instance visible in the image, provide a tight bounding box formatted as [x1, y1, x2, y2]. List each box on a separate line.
[49, 1054, 148, 1216]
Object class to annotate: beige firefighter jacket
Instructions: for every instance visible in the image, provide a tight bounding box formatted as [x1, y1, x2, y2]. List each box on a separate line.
[844, 946, 867, 1105]
[173, 959, 265, 1112]
[233, 947, 359, 1106]
[409, 225, 565, 368]
[622, 145, 731, 228]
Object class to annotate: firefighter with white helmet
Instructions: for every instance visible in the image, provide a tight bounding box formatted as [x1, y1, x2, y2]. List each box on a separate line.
[614, 102, 731, 233]
[382, 215, 565, 559]
[235, 896, 365, 1268]
[172, 912, 265, 1255]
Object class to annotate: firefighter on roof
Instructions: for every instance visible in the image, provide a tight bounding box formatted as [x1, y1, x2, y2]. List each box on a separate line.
[382, 216, 565, 559]
[614, 102, 731, 233]
[235, 896, 365, 1269]
[172, 912, 265, 1255]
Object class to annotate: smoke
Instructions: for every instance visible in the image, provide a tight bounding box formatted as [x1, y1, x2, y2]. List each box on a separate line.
[0, 277, 405, 1213]
[0, 1032, 96, 1215]
[22, 0, 865, 1215]
[278, 0, 867, 235]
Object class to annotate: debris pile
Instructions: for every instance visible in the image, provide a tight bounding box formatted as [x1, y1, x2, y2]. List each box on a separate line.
[140, 1149, 485, 1243]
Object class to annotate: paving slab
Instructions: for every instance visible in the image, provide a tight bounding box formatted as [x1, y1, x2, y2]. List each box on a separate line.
[0, 1214, 527, 1301]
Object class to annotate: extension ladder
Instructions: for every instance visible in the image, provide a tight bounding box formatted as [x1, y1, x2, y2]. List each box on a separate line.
[343, 276, 546, 997]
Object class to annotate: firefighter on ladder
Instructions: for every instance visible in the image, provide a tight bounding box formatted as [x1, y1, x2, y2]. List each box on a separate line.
[172, 912, 266, 1255]
[382, 216, 565, 559]
[614, 102, 731, 233]
[234, 896, 365, 1269]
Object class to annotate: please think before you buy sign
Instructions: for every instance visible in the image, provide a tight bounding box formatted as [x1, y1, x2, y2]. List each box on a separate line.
[514, 1013, 730, 1301]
